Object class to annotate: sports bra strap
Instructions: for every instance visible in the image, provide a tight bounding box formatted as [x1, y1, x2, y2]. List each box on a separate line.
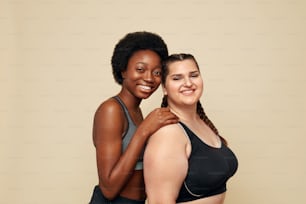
[178, 122, 191, 141]
[113, 96, 143, 170]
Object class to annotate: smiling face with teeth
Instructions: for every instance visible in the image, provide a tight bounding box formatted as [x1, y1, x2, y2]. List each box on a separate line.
[121, 49, 162, 99]
[163, 58, 203, 107]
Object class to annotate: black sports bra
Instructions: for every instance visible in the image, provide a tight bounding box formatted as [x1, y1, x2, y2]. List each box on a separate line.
[176, 122, 238, 202]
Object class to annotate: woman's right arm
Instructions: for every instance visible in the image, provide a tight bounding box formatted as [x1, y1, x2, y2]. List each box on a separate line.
[144, 124, 189, 204]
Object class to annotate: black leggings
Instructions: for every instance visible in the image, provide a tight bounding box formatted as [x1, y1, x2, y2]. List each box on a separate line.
[89, 185, 145, 204]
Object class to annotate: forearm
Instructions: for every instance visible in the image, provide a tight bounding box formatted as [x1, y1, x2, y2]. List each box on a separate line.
[98, 129, 149, 198]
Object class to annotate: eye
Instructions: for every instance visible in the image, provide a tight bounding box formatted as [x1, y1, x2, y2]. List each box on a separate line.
[172, 75, 182, 80]
[152, 69, 161, 76]
[136, 66, 145, 73]
[190, 72, 199, 78]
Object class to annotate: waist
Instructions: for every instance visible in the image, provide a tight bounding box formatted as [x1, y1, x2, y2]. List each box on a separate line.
[120, 170, 146, 201]
[177, 182, 226, 203]
[177, 192, 226, 204]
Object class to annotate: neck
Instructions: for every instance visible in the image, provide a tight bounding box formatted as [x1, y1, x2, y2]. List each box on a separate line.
[168, 103, 198, 123]
[118, 90, 142, 110]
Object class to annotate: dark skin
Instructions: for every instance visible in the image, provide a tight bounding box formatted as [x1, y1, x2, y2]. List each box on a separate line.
[93, 50, 178, 200]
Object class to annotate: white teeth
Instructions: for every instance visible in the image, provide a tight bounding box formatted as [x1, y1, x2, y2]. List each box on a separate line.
[139, 85, 151, 90]
[182, 90, 193, 94]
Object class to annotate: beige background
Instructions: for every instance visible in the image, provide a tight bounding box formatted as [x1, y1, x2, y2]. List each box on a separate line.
[1, 0, 306, 203]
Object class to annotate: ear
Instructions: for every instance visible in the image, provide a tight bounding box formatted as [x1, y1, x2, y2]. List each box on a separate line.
[121, 70, 126, 80]
[162, 85, 167, 95]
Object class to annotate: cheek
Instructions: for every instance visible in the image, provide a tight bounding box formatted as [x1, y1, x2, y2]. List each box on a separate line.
[197, 80, 204, 96]
[154, 76, 161, 84]
[199, 80, 204, 89]
[195, 77, 203, 88]
[126, 71, 141, 81]
[165, 82, 180, 95]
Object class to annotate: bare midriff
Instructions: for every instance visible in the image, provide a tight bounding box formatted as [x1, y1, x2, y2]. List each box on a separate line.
[178, 193, 226, 204]
[120, 170, 146, 201]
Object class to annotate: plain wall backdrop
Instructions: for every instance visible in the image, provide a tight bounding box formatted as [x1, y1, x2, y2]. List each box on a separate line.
[1, 0, 306, 203]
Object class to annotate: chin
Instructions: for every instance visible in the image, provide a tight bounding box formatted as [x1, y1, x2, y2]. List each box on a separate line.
[182, 99, 198, 105]
[138, 92, 153, 99]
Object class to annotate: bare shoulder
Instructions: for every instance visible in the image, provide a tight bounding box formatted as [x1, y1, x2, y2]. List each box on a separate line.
[148, 123, 188, 145]
[144, 123, 190, 172]
[94, 97, 123, 119]
[93, 97, 125, 145]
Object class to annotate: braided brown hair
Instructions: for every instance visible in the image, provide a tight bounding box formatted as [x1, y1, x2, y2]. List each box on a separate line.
[161, 54, 228, 146]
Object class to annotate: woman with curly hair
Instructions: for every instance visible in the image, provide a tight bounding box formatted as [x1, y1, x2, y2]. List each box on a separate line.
[89, 31, 178, 204]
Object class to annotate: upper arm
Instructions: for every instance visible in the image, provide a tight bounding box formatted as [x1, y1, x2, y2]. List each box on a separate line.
[144, 124, 189, 204]
[93, 100, 124, 182]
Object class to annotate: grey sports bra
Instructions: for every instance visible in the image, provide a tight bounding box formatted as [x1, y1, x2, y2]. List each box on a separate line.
[113, 96, 143, 170]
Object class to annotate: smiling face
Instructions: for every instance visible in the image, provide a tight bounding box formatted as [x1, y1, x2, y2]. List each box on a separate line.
[163, 59, 203, 107]
[121, 49, 162, 99]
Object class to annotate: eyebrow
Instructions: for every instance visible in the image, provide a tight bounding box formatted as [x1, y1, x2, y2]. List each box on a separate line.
[136, 62, 161, 68]
[169, 70, 199, 76]
[190, 70, 200, 74]
[135, 62, 147, 66]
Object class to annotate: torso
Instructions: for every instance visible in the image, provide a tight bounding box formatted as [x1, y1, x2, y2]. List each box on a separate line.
[120, 170, 146, 200]
[113, 96, 146, 200]
[177, 122, 238, 203]
[177, 193, 226, 204]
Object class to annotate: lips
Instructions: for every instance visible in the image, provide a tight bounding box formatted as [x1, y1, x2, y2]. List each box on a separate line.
[181, 89, 195, 95]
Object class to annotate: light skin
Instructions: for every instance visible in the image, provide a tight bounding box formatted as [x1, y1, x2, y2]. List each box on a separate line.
[93, 50, 178, 200]
[144, 59, 225, 204]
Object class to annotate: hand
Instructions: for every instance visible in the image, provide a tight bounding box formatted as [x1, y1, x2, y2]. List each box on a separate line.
[139, 107, 179, 136]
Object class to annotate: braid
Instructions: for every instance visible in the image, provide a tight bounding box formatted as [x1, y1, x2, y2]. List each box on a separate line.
[197, 101, 228, 146]
[196, 101, 218, 135]
[161, 95, 168, 107]
[161, 53, 228, 146]
[161, 96, 228, 145]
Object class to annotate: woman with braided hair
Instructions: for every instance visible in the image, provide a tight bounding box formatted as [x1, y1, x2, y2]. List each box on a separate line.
[144, 53, 238, 204]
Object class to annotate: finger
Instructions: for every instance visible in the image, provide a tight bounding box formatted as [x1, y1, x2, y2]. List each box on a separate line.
[163, 118, 179, 125]
[159, 107, 171, 112]
[160, 113, 179, 121]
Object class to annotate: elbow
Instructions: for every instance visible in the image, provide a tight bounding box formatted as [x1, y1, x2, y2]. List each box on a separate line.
[97, 172, 122, 200]
[98, 184, 119, 201]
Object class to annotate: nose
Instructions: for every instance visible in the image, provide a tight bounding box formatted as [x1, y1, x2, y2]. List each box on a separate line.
[144, 71, 154, 82]
[184, 77, 192, 86]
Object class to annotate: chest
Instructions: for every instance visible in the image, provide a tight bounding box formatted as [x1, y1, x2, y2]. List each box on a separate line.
[184, 135, 238, 195]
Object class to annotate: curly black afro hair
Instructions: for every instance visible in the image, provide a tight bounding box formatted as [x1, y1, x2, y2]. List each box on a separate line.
[111, 31, 168, 84]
